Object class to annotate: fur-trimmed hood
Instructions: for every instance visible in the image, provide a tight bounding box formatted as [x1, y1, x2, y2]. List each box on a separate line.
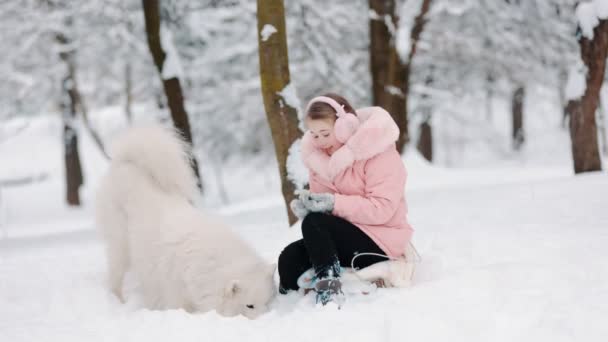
[301, 106, 400, 181]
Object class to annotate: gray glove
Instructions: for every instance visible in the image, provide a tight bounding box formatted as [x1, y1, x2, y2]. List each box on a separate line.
[290, 198, 309, 219]
[297, 190, 335, 213]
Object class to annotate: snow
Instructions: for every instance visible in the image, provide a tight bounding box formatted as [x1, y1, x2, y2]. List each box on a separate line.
[276, 81, 306, 133]
[368, 9, 381, 21]
[565, 61, 587, 101]
[385, 85, 405, 97]
[384, 15, 396, 38]
[598, 0, 608, 18]
[577, 2, 600, 39]
[260, 24, 277, 42]
[159, 24, 184, 80]
[396, 0, 424, 62]
[286, 138, 308, 190]
[576, 0, 608, 39]
[1, 108, 608, 341]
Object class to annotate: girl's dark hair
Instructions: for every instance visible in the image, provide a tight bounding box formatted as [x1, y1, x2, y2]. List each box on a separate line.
[307, 93, 355, 121]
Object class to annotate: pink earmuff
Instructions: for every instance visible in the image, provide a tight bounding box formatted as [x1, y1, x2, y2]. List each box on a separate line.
[305, 96, 359, 143]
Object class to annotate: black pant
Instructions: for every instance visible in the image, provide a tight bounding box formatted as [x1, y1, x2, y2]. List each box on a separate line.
[278, 212, 386, 292]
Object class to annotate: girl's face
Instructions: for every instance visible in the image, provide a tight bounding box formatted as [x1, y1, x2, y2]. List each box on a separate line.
[306, 118, 340, 150]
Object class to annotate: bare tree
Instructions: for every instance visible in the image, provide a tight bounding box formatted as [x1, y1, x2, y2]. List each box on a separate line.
[566, 20, 607, 174]
[57, 27, 83, 206]
[485, 71, 495, 122]
[370, 0, 432, 153]
[369, 0, 410, 151]
[512, 86, 525, 150]
[598, 97, 608, 156]
[369, 0, 394, 108]
[142, 0, 202, 189]
[417, 69, 434, 161]
[122, 2, 135, 125]
[416, 119, 433, 161]
[559, 69, 569, 128]
[257, 0, 302, 226]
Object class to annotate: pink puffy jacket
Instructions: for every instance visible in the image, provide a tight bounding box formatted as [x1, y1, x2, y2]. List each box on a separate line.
[300, 106, 413, 257]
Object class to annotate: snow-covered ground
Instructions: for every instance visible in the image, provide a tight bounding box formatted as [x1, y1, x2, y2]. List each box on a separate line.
[1, 112, 607, 342]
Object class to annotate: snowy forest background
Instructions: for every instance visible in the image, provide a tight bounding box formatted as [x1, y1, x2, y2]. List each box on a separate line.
[2, 0, 606, 211]
[1, 1, 608, 341]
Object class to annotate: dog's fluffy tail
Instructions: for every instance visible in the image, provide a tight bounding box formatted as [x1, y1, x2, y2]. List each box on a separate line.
[111, 124, 198, 201]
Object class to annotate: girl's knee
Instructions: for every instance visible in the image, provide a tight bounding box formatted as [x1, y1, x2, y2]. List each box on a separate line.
[301, 212, 325, 235]
[277, 246, 293, 274]
[277, 242, 305, 275]
[277, 246, 293, 271]
[277, 241, 309, 293]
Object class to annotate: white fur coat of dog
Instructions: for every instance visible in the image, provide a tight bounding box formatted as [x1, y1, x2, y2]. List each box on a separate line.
[95, 125, 275, 319]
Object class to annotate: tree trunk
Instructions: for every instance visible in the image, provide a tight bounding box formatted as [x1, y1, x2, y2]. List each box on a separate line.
[57, 32, 83, 206]
[369, 0, 431, 153]
[369, 0, 409, 152]
[142, 0, 202, 190]
[125, 62, 133, 124]
[559, 69, 569, 128]
[257, 0, 302, 226]
[73, 81, 110, 160]
[486, 72, 495, 122]
[124, 6, 134, 125]
[512, 86, 525, 150]
[598, 97, 608, 156]
[416, 119, 432, 162]
[369, 0, 394, 107]
[566, 20, 607, 174]
[417, 69, 434, 162]
[156, 90, 165, 109]
[385, 44, 409, 153]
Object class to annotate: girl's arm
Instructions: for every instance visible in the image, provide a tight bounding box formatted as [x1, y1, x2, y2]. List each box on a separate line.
[332, 150, 406, 225]
[309, 171, 334, 193]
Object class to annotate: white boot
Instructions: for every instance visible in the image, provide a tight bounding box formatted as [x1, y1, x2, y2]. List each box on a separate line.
[350, 242, 419, 288]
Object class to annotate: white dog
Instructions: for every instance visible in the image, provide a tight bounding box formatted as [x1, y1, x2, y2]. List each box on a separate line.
[95, 125, 275, 319]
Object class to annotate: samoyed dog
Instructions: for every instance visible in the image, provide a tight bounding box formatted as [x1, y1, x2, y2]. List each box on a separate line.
[95, 125, 276, 319]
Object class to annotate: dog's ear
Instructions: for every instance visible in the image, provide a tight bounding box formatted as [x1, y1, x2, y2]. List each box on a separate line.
[224, 280, 240, 298]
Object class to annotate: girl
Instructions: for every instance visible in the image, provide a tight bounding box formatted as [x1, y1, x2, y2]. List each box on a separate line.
[278, 93, 414, 305]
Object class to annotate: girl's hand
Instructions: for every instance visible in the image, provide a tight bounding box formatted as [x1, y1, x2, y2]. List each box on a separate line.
[289, 198, 310, 219]
[298, 190, 335, 213]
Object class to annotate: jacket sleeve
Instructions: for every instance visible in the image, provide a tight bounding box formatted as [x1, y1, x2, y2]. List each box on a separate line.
[332, 150, 406, 225]
[309, 171, 334, 193]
